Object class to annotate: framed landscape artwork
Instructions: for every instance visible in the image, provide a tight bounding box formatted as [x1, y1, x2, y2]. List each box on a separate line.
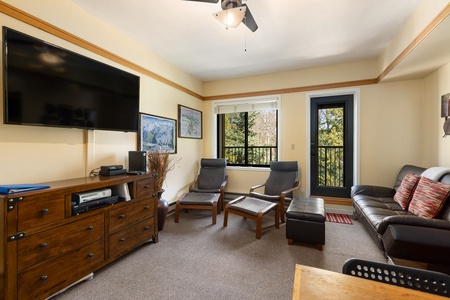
[139, 113, 177, 153]
[178, 105, 202, 139]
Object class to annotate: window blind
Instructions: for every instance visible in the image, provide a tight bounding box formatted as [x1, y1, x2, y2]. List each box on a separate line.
[213, 98, 278, 114]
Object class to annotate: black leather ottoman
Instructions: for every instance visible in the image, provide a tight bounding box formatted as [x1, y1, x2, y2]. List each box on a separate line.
[286, 197, 325, 250]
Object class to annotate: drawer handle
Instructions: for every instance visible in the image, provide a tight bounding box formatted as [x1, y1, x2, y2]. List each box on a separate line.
[87, 253, 94, 258]
[87, 226, 94, 231]
[144, 206, 150, 209]
[120, 238, 126, 242]
[41, 243, 48, 249]
[119, 214, 126, 219]
[41, 208, 49, 215]
[145, 226, 150, 230]
[144, 185, 150, 189]
[41, 275, 48, 282]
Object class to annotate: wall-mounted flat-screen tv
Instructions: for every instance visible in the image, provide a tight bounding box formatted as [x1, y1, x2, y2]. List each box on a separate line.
[2, 27, 140, 132]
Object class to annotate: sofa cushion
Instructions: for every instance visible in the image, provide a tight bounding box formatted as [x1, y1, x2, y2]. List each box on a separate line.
[393, 165, 426, 191]
[437, 174, 450, 221]
[393, 173, 421, 210]
[408, 177, 450, 219]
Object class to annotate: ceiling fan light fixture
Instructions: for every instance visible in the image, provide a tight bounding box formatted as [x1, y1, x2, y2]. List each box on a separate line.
[213, 6, 246, 28]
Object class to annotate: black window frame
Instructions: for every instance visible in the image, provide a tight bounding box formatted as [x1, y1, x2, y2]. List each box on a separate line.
[216, 110, 278, 167]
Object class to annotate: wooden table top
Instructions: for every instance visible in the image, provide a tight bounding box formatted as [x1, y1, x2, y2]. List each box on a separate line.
[292, 264, 448, 299]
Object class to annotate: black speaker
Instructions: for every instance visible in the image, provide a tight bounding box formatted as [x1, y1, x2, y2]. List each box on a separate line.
[128, 151, 147, 173]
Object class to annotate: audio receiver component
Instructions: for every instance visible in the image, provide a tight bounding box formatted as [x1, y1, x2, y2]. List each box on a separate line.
[100, 165, 123, 171]
[99, 169, 127, 176]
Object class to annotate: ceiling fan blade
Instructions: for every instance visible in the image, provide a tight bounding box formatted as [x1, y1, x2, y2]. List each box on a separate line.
[183, 0, 219, 3]
[242, 4, 258, 32]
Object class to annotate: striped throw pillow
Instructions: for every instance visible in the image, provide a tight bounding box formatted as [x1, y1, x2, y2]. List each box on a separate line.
[393, 173, 421, 210]
[408, 176, 450, 218]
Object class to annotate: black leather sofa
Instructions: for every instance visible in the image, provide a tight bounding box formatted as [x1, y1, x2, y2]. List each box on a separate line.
[351, 165, 450, 273]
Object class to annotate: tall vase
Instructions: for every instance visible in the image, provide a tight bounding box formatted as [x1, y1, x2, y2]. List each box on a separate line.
[157, 189, 169, 231]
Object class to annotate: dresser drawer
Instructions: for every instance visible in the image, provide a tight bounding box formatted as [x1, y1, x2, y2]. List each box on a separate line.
[109, 198, 154, 233]
[136, 178, 154, 198]
[18, 239, 104, 300]
[109, 218, 154, 259]
[18, 193, 65, 231]
[18, 214, 104, 271]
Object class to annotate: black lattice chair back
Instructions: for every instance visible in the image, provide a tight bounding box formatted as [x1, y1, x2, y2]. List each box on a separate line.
[342, 258, 450, 297]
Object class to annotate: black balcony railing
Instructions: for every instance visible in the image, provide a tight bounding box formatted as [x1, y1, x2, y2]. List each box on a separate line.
[224, 146, 277, 166]
[318, 145, 344, 187]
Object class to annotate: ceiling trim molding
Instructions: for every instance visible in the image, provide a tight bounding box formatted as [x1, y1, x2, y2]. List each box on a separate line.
[206, 3, 450, 101]
[1, 2, 449, 102]
[0, 2, 204, 100]
[378, 3, 450, 82]
[203, 79, 378, 101]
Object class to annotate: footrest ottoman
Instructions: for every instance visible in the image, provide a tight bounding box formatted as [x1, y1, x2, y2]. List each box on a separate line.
[174, 192, 220, 225]
[286, 197, 325, 250]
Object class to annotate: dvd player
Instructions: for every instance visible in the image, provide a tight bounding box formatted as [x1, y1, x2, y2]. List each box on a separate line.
[72, 188, 112, 205]
[72, 195, 119, 215]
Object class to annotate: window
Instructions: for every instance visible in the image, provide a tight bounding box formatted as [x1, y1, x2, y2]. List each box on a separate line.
[214, 97, 279, 167]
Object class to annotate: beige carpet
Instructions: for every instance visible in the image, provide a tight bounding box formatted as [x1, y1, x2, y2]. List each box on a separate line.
[53, 210, 387, 300]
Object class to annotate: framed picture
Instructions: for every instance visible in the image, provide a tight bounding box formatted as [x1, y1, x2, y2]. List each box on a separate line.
[139, 113, 177, 153]
[178, 105, 202, 139]
[441, 92, 450, 118]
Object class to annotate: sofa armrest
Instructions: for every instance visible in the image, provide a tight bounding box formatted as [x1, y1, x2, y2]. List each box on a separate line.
[382, 224, 450, 264]
[351, 185, 395, 198]
[377, 215, 450, 235]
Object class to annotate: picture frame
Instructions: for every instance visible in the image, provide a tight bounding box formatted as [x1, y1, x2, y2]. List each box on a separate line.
[441, 92, 450, 118]
[178, 105, 202, 139]
[139, 113, 177, 153]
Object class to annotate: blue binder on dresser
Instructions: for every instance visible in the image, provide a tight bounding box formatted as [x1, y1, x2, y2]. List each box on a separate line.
[0, 184, 50, 194]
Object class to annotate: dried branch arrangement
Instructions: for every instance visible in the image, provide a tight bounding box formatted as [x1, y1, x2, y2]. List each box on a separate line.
[147, 150, 181, 191]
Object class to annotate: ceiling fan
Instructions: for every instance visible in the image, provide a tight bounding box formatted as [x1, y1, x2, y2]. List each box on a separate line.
[184, 0, 258, 32]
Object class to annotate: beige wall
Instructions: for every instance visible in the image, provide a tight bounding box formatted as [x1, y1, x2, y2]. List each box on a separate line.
[358, 80, 425, 184]
[1, 1, 449, 204]
[0, 0, 203, 203]
[424, 62, 450, 167]
[203, 60, 379, 97]
[201, 1, 450, 195]
[379, 0, 449, 74]
[203, 77, 427, 195]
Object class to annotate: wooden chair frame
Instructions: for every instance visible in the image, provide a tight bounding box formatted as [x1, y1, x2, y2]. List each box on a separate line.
[223, 196, 279, 239]
[174, 193, 219, 225]
[250, 180, 299, 223]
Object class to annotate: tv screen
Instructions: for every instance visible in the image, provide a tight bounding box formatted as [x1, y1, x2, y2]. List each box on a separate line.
[2, 27, 140, 132]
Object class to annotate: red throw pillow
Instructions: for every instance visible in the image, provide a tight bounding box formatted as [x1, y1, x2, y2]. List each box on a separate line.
[408, 176, 450, 218]
[393, 173, 421, 210]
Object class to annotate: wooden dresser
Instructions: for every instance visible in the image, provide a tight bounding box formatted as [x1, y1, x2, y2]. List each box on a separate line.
[0, 174, 158, 300]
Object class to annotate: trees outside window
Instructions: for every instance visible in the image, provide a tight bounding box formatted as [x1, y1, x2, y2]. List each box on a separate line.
[317, 106, 344, 187]
[218, 110, 277, 166]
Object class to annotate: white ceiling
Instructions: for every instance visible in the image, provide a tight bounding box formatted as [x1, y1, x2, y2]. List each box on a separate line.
[70, 0, 423, 82]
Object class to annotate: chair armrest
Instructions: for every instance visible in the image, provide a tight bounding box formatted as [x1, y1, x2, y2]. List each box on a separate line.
[249, 192, 280, 201]
[225, 195, 246, 207]
[220, 175, 228, 191]
[377, 215, 450, 235]
[280, 180, 300, 198]
[249, 183, 266, 193]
